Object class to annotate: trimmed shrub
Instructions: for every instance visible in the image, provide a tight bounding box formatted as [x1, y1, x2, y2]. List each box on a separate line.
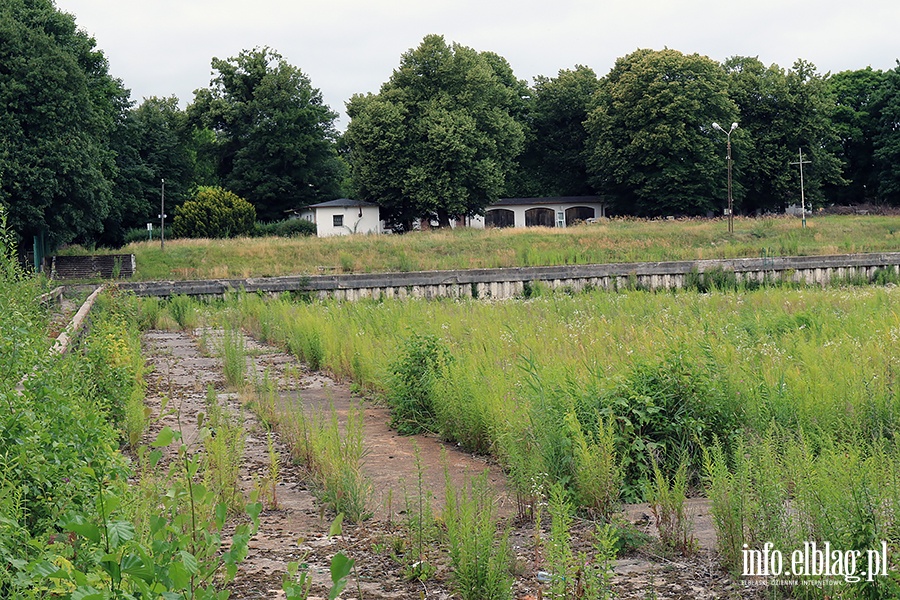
[172, 186, 256, 239]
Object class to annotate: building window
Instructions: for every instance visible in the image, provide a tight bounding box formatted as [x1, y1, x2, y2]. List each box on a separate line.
[333, 215, 343, 227]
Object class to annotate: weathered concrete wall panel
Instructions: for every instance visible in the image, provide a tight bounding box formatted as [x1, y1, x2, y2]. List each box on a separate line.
[119, 252, 900, 300]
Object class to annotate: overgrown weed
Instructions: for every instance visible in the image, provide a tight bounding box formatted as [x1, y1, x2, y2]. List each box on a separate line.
[443, 469, 512, 600]
[201, 385, 246, 513]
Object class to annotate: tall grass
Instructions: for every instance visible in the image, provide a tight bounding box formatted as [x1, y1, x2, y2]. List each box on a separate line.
[307, 406, 373, 523]
[166, 294, 198, 330]
[221, 323, 248, 388]
[229, 284, 900, 511]
[547, 484, 575, 598]
[443, 470, 513, 600]
[648, 459, 694, 555]
[704, 428, 900, 598]
[402, 443, 438, 582]
[202, 385, 246, 513]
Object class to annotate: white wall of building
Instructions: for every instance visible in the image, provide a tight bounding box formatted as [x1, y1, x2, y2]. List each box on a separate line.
[471, 201, 606, 229]
[312, 206, 382, 237]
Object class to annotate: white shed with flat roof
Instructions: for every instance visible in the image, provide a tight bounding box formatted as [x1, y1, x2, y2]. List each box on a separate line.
[300, 199, 382, 237]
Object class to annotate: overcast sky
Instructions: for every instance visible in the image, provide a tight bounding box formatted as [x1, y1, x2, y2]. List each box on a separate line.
[55, 0, 899, 129]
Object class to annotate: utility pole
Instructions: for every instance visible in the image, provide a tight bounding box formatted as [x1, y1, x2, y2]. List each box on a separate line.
[159, 178, 166, 250]
[712, 122, 738, 233]
[790, 149, 811, 228]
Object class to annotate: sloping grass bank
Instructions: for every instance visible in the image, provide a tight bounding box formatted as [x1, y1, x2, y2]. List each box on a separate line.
[66, 214, 900, 280]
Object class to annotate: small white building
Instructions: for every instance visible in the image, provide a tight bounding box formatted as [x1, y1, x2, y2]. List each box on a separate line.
[469, 196, 608, 229]
[299, 198, 382, 237]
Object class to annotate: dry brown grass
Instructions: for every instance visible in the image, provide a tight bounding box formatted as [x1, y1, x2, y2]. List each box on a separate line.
[61, 214, 900, 280]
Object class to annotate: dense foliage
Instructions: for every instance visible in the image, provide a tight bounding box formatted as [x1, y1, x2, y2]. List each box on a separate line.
[725, 57, 844, 214]
[100, 95, 206, 247]
[0, 0, 124, 248]
[172, 186, 257, 239]
[254, 217, 316, 238]
[189, 47, 346, 222]
[345, 34, 527, 230]
[585, 49, 740, 216]
[510, 65, 601, 198]
[3, 1, 900, 246]
[0, 254, 257, 597]
[872, 65, 900, 204]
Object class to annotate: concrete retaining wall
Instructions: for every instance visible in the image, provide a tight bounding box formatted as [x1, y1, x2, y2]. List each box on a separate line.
[118, 252, 900, 300]
[52, 254, 136, 279]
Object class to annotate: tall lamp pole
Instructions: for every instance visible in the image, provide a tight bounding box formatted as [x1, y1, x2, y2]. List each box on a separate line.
[790, 148, 811, 228]
[712, 122, 738, 233]
[159, 178, 166, 251]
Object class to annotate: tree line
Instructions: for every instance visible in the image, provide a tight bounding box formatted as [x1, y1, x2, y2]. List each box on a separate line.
[2, 0, 899, 248]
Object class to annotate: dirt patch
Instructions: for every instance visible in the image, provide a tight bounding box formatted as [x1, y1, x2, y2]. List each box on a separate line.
[142, 328, 757, 599]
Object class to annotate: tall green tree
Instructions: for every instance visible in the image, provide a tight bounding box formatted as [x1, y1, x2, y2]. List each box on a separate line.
[101, 96, 205, 246]
[724, 57, 843, 213]
[825, 67, 886, 205]
[0, 0, 124, 248]
[512, 65, 600, 197]
[585, 49, 741, 216]
[131, 97, 200, 207]
[872, 62, 900, 204]
[344, 34, 527, 229]
[189, 47, 345, 222]
[100, 94, 154, 247]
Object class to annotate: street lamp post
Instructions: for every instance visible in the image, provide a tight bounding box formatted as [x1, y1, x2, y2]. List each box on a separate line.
[712, 122, 738, 233]
[790, 148, 811, 228]
[159, 178, 166, 251]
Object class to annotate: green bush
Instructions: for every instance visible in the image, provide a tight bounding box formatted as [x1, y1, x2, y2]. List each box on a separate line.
[123, 220, 173, 246]
[275, 218, 316, 237]
[254, 219, 316, 238]
[172, 186, 256, 239]
[598, 351, 737, 501]
[389, 334, 453, 435]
